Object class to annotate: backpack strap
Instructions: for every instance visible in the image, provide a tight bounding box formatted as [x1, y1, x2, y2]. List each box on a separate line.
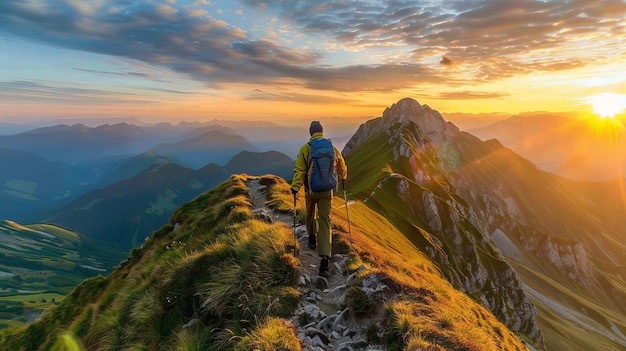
[304, 141, 312, 192]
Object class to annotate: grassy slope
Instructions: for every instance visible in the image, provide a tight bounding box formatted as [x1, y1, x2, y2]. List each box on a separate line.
[0, 221, 126, 330]
[0, 175, 302, 350]
[0, 174, 531, 350]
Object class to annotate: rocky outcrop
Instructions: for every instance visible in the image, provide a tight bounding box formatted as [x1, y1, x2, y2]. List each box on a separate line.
[521, 230, 595, 286]
[381, 172, 543, 346]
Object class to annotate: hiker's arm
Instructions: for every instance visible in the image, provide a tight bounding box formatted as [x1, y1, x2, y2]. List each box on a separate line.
[334, 145, 347, 181]
[291, 144, 309, 192]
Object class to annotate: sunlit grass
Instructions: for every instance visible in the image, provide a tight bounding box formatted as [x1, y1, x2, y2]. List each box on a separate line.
[235, 317, 300, 351]
[262, 174, 530, 350]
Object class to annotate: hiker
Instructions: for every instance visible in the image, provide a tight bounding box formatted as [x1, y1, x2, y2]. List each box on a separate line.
[291, 121, 347, 277]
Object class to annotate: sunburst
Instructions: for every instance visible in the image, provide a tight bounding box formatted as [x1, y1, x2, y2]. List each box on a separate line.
[587, 93, 626, 119]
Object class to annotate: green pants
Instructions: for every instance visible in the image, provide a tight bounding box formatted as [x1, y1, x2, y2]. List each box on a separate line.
[305, 190, 333, 257]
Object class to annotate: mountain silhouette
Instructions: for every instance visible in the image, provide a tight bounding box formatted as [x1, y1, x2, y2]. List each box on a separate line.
[81, 151, 174, 187]
[223, 150, 294, 179]
[150, 130, 258, 169]
[0, 122, 247, 164]
[39, 161, 230, 249]
[0, 123, 150, 163]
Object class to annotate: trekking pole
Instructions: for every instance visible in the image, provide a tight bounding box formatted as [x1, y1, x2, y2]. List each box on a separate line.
[293, 192, 299, 257]
[342, 179, 353, 251]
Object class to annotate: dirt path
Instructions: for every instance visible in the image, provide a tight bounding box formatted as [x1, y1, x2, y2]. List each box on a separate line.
[246, 179, 384, 351]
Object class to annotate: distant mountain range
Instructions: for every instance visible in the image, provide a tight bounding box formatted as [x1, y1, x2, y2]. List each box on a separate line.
[469, 112, 626, 181]
[0, 122, 249, 164]
[0, 123, 152, 163]
[0, 122, 278, 220]
[0, 117, 147, 135]
[30, 151, 294, 249]
[150, 130, 257, 168]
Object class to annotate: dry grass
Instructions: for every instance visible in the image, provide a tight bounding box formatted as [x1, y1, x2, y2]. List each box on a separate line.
[265, 175, 530, 351]
[235, 317, 300, 351]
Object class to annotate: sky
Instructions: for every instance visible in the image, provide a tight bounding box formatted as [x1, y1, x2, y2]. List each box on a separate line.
[1, 0, 626, 123]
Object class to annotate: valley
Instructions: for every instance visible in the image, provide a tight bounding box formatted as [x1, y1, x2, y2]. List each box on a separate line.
[0, 220, 126, 329]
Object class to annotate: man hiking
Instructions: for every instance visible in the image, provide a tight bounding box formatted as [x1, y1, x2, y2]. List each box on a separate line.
[291, 121, 347, 278]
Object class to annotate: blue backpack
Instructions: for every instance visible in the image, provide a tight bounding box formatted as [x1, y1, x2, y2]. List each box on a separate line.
[307, 138, 337, 192]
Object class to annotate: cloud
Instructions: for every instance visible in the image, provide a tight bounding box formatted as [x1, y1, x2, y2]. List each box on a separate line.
[247, 89, 360, 104]
[243, 0, 626, 80]
[72, 68, 156, 79]
[0, 80, 156, 105]
[0, 1, 323, 88]
[0, 0, 449, 93]
[1, 0, 625, 97]
[299, 63, 439, 92]
[430, 91, 510, 100]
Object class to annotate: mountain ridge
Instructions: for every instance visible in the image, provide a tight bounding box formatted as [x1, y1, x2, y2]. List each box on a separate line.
[343, 97, 626, 351]
[344, 104, 543, 347]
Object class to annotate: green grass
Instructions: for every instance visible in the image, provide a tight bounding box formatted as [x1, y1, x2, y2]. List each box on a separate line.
[0, 175, 302, 351]
[0, 221, 126, 329]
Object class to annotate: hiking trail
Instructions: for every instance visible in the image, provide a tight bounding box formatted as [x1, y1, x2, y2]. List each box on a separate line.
[246, 178, 386, 351]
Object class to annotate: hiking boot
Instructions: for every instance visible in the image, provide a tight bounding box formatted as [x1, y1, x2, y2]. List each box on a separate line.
[319, 257, 329, 277]
[308, 235, 317, 250]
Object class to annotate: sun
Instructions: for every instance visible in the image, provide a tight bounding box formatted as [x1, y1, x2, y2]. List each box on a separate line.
[588, 93, 626, 119]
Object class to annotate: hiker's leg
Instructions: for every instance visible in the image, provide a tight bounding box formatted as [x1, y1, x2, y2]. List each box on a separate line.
[316, 191, 333, 258]
[305, 192, 318, 247]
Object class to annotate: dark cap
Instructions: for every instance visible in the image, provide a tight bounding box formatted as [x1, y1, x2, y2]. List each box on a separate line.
[309, 121, 323, 135]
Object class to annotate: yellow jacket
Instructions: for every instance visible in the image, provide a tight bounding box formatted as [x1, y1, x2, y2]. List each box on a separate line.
[291, 132, 347, 193]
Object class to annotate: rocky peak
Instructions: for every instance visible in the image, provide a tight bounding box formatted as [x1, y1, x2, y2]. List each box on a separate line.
[381, 98, 459, 142]
[343, 97, 459, 156]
